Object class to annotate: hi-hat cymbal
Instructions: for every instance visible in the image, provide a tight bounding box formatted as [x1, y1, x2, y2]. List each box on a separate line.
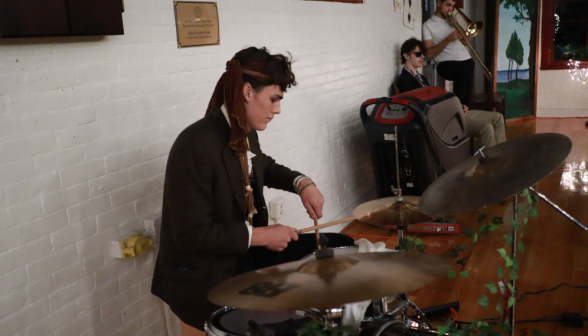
[418, 133, 572, 218]
[209, 251, 450, 311]
[353, 196, 436, 227]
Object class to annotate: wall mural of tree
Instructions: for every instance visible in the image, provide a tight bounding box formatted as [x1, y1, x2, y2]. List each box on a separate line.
[496, 0, 538, 119]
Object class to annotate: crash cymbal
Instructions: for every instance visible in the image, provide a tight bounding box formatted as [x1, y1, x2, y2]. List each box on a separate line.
[418, 133, 572, 218]
[353, 196, 436, 227]
[209, 251, 450, 311]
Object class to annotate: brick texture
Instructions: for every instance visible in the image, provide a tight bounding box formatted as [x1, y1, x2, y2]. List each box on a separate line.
[0, 0, 419, 335]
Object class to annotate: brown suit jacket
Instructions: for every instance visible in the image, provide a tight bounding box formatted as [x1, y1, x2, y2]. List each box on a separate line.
[151, 109, 302, 328]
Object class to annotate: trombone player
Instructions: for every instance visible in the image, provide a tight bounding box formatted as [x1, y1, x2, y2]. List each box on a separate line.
[423, 0, 474, 112]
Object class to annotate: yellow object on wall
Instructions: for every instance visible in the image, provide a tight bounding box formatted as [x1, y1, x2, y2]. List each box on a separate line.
[120, 233, 153, 259]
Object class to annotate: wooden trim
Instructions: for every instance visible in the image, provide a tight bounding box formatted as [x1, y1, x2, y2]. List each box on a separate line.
[533, 0, 540, 118]
[540, 0, 588, 70]
[493, 0, 500, 92]
[506, 116, 536, 124]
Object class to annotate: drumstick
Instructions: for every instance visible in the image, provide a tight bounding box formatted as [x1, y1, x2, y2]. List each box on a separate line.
[297, 216, 357, 234]
[314, 218, 321, 250]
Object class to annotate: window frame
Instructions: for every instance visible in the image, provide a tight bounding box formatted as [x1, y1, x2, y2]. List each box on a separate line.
[540, 0, 588, 70]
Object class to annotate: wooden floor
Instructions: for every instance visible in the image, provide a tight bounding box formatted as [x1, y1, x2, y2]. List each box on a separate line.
[344, 118, 588, 335]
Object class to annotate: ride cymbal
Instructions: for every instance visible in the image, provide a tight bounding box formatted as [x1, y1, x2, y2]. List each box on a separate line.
[354, 196, 436, 227]
[208, 251, 450, 311]
[418, 133, 572, 217]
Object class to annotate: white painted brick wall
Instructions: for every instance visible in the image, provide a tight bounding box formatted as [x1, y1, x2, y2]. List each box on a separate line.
[0, 0, 420, 335]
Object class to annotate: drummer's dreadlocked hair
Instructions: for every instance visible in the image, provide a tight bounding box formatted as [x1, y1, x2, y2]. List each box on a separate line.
[206, 47, 296, 221]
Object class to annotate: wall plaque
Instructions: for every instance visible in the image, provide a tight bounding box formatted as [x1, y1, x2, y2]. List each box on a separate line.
[174, 1, 219, 48]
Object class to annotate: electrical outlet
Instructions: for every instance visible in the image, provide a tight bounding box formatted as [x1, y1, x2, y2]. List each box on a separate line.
[269, 197, 285, 220]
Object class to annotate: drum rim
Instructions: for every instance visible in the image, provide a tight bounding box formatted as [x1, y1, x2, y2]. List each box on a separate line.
[206, 306, 325, 336]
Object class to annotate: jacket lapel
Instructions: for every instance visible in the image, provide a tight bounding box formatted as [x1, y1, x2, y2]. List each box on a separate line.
[212, 110, 247, 213]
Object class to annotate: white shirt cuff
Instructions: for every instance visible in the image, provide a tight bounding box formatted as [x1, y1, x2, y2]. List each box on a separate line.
[245, 222, 252, 248]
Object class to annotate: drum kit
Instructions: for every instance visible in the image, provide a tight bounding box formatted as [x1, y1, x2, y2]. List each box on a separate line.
[206, 131, 576, 336]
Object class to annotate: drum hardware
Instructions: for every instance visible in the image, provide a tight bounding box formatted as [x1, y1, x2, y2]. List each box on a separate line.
[364, 127, 436, 330]
[418, 134, 577, 336]
[528, 186, 586, 230]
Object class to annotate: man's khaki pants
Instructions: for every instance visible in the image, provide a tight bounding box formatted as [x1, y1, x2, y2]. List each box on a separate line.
[464, 110, 506, 150]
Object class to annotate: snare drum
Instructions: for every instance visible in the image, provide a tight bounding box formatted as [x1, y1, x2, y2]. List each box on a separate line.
[301, 246, 359, 260]
[205, 307, 323, 336]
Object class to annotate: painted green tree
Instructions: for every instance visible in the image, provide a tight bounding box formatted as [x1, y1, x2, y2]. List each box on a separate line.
[500, 0, 538, 97]
[505, 31, 518, 85]
[514, 34, 524, 88]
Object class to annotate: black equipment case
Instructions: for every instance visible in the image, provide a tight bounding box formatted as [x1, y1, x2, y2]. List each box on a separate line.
[360, 86, 471, 197]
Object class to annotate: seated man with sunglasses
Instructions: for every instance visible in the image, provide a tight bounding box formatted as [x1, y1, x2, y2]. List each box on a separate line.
[394, 38, 506, 150]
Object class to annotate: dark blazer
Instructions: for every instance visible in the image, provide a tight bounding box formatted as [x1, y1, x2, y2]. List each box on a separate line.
[394, 68, 430, 94]
[151, 109, 302, 328]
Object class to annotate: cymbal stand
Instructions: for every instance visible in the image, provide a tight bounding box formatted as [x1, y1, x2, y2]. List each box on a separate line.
[528, 187, 587, 230]
[508, 196, 517, 336]
[371, 126, 433, 330]
[507, 185, 587, 335]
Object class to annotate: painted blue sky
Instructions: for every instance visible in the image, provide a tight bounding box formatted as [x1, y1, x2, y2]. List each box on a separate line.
[497, 4, 532, 71]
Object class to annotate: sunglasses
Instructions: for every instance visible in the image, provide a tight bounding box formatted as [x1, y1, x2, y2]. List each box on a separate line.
[409, 51, 424, 57]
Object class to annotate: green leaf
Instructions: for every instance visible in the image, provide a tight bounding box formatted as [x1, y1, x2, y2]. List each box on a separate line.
[416, 244, 427, 253]
[473, 232, 478, 242]
[448, 270, 457, 278]
[517, 240, 526, 253]
[497, 248, 508, 259]
[492, 217, 504, 224]
[437, 326, 449, 335]
[477, 214, 487, 223]
[532, 329, 549, 336]
[476, 321, 489, 328]
[524, 218, 528, 224]
[512, 218, 520, 230]
[496, 302, 503, 316]
[455, 243, 467, 252]
[523, 189, 530, 196]
[464, 227, 474, 237]
[489, 224, 499, 231]
[505, 256, 514, 267]
[529, 206, 539, 219]
[460, 271, 470, 278]
[517, 205, 526, 215]
[507, 283, 515, 294]
[485, 282, 498, 294]
[449, 247, 459, 258]
[415, 238, 424, 245]
[406, 236, 414, 242]
[497, 265, 503, 278]
[504, 234, 513, 245]
[510, 267, 519, 280]
[508, 296, 516, 308]
[480, 225, 490, 235]
[500, 321, 512, 332]
[477, 294, 490, 309]
[527, 194, 534, 204]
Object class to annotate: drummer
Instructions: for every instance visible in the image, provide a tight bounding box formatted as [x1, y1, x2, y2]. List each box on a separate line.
[151, 46, 355, 336]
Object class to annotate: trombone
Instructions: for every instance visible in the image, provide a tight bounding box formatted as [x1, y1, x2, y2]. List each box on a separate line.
[447, 8, 493, 81]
